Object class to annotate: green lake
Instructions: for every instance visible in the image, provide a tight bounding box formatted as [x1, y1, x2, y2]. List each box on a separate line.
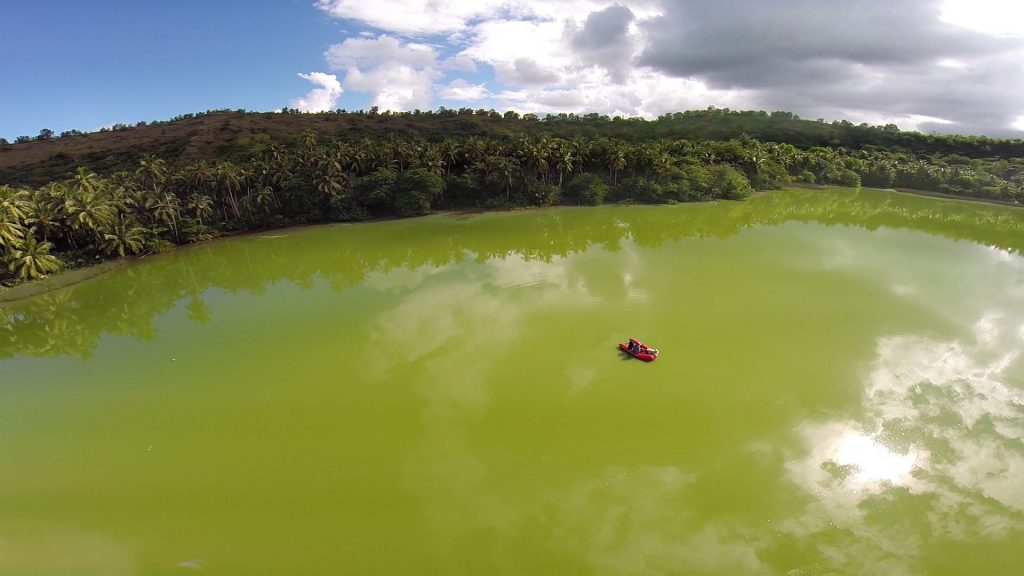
[2, 187, 1023, 575]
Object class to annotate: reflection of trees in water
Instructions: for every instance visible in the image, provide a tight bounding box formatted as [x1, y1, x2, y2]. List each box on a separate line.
[2, 189, 1022, 359]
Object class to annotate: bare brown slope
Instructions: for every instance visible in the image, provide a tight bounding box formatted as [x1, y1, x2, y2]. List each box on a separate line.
[0, 111, 508, 186]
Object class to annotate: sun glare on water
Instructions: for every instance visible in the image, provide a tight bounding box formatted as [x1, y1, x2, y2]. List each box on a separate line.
[834, 431, 919, 485]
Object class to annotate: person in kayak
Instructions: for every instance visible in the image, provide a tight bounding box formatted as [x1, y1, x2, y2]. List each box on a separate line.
[628, 339, 658, 356]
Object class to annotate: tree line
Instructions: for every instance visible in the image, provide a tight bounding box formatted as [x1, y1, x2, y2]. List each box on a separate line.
[7, 107, 1024, 159]
[2, 130, 1023, 284]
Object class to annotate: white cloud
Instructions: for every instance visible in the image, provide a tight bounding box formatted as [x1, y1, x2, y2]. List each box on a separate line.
[325, 35, 437, 69]
[324, 35, 441, 110]
[345, 64, 440, 110]
[289, 72, 343, 112]
[460, 19, 570, 81]
[838, 111, 954, 133]
[440, 53, 478, 72]
[315, 0, 502, 35]
[439, 79, 490, 101]
[496, 68, 742, 118]
[941, 0, 1024, 37]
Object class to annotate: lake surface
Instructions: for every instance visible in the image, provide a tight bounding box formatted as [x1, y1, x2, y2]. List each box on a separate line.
[2, 187, 1023, 575]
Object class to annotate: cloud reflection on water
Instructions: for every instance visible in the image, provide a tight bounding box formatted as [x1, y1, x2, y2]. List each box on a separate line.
[781, 306, 1024, 572]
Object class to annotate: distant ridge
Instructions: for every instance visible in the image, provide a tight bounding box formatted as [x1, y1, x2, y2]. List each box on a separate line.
[3, 108, 1023, 187]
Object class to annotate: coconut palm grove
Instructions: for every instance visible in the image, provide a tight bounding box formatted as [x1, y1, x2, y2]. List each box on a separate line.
[1, 107, 1023, 285]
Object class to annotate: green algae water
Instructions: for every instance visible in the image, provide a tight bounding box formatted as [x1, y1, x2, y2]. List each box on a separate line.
[2, 187, 1023, 575]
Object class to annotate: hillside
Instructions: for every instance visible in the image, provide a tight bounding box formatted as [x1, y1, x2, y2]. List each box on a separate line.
[4, 108, 1024, 187]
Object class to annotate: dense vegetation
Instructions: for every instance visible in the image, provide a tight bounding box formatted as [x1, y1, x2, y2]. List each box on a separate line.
[4, 107, 1024, 187]
[1, 108, 1023, 285]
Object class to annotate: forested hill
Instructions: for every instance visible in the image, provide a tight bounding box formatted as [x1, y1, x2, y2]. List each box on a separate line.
[4, 107, 1024, 187]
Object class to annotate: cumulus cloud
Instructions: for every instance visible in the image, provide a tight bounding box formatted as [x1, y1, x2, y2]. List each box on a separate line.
[460, 18, 571, 85]
[289, 72, 343, 112]
[324, 35, 441, 110]
[439, 79, 491, 101]
[440, 53, 478, 73]
[310, 0, 1024, 135]
[495, 68, 742, 119]
[495, 58, 561, 86]
[325, 35, 437, 69]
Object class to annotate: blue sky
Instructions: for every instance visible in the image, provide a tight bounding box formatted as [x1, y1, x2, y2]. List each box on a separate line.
[2, 0, 1023, 141]
[1, 0, 344, 138]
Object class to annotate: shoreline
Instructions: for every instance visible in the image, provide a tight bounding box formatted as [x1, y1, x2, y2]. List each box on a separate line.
[2, 186, 1018, 304]
[0, 260, 126, 304]
[890, 187, 1023, 208]
[0, 214, 443, 304]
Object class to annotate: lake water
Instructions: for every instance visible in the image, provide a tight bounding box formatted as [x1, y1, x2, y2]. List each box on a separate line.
[2, 187, 1023, 575]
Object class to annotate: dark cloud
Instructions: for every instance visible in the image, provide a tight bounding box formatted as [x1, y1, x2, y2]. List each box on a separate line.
[570, 4, 637, 83]
[572, 4, 634, 51]
[636, 0, 1024, 136]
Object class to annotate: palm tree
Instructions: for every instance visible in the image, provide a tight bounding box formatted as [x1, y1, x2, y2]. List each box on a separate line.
[438, 138, 460, 179]
[463, 137, 486, 165]
[422, 144, 446, 177]
[252, 186, 278, 214]
[24, 199, 64, 243]
[555, 149, 574, 190]
[72, 167, 103, 197]
[101, 216, 147, 257]
[0, 185, 32, 222]
[187, 194, 214, 225]
[0, 185, 30, 252]
[184, 160, 215, 196]
[64, 187, 115, 245]
[7, 234, 63, 280]
[0, 218, 25, 253]
[570, 137, 592, 173]
[136, 155, 168, 189]
[215, 162, 243, 219]
[483, 155, 514, 199]
[606, 147, 627, 187]
[652, 151, 675, 176]
[146, 188, 182, 240]
[314, 168, 346, 202]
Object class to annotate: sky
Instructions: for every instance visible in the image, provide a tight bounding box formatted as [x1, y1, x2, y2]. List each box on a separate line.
[2, 0, 1023, 141]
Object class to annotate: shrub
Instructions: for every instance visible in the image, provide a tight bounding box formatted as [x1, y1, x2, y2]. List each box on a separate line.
[708, 165, 753, 199]
[837, 169, 861, 188]
[327, 195, 370, 221]
[393, 168, 444, 216]
[564, 173, 610, 205]
[352, 169, 398, 214]
[527, 182, 560, 206]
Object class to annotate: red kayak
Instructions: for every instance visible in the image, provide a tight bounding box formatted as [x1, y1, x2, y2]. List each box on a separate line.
[619, 339, 659, 362]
